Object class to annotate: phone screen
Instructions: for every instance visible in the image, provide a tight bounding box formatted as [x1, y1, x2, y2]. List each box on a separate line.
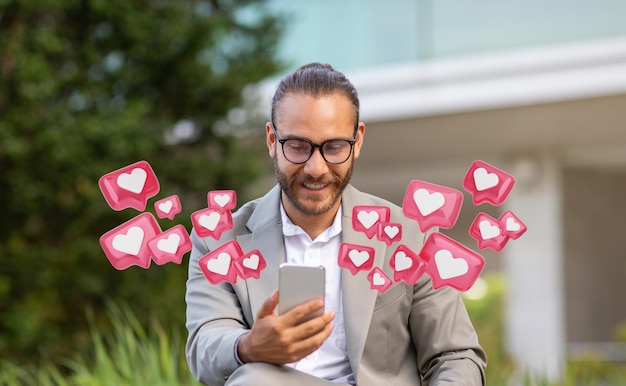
[278, 264, 326, 324]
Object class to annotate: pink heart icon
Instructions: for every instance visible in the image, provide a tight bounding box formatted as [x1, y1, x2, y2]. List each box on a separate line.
[147, 224, 192, 265]
[420, 232, 485, 292]
[233, 249, 267, 279]
[337, 243, 375, 275]
[99, 160, 160, 211]
[402, 180, 464, 232]
[191, 207, 233, 239]
[207, 190, 237, 212]
[367, 268, 392, 293]
[390, 244, 428, 285]
[376, 222, 402, 246]
[154, 195, 182, 220]
[498, 210, 527, 239]
[469, 212, 510, 251]
[99, 212, 162, 270]
[352, 205, 390, 239]
[462, 160, 515, 206]
[198, 240, 243, 284]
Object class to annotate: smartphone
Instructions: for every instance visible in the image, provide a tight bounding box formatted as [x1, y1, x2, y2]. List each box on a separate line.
[278, 263, 326, 324]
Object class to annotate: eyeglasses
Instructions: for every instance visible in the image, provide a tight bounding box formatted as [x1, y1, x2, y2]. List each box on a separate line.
[271, 123, 357, 164]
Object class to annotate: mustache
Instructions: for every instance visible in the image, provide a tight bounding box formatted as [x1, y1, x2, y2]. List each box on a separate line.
[294, 175, 338, 185]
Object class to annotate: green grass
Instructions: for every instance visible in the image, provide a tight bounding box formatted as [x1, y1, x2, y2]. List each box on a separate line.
[0, 303, 200, 386]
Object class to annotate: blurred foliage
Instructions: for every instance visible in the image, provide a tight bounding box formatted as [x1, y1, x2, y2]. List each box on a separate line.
[0, 0, 283, 364]
[0, 302, 201, 385]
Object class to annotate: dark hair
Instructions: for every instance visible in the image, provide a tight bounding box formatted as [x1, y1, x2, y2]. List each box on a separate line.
[271, 63, 360, 128]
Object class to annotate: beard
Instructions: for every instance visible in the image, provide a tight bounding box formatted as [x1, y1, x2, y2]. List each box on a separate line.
[274, 158, 354, 216]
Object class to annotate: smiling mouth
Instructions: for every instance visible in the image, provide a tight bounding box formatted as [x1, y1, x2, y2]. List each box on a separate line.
[303, 182, 328, 190]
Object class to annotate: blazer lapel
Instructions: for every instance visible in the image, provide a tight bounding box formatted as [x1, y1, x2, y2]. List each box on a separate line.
[236, 185, 284, 323]
[340, 185, 388, 377]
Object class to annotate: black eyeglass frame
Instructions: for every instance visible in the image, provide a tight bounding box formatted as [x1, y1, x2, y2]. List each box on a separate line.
[270, 122, 358, 165]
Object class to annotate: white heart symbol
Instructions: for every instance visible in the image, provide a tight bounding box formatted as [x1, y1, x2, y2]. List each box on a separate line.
[158, 201, 173, 214]
[434, 249, 469, 280]
[372, 272, 385, 286]
[112, 226, 144, 255]
[384, 225, 399, 239]
[473, 167, 499, 191]
[394, 251, 412, 272]
[348, 249, 370, 267]
[357, 210, 379, 229]
[506, 217, 521, 232]
[156, 233, 180, 254]
[207, 252, 231, 276]
[413, 189, 445, 216]
[199, 212, 221, 231]
[214, 194, 231, 208]
[243, 254, 259, 270]
[479, 220, 501, 240]
[116, 168, 147, 194]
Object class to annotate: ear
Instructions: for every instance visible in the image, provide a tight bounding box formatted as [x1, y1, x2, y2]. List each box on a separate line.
[352, 122, 365, 159]
[266, 122, 276, 158]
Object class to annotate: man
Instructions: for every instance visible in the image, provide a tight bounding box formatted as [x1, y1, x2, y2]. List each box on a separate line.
[185, 63, 487, 385]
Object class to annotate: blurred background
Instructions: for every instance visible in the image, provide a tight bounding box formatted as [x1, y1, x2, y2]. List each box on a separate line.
[2, 0, 626, 384]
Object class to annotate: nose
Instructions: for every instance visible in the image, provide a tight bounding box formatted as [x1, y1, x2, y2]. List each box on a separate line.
[303, 147, 329, 178]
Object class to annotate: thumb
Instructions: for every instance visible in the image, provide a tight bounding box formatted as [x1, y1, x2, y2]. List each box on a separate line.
[256, 289, 279, 319]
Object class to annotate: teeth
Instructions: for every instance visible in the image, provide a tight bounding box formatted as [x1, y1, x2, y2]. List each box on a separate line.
[304, 183, 326, 190]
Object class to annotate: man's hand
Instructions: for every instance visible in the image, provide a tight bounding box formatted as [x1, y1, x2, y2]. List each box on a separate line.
[237, 290, 335, 364]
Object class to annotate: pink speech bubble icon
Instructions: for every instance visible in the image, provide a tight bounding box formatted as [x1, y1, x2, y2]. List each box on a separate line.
[367, 267, 392, 293]
[469, 212, 510, 251]
[99, 212, 162, 270]
[390, 244, 428, 285]
[420, 232, 485, 292]
[233, 249, 267, 280]
[337, 243, 375, 275]
[146, 224, 192, 265]
[376, 222, 403, 246]
[198, 240, 243, 285]
[207, 190, 237, 212]
[154, 195, 182, 220]
[498, 210, 527, 240]
[98, 160, 160, 211]
[462, 160, 515, 206]
[191, 208, 233, 239]
[402, 180, 464, 233]
[352, 206, 390, 239]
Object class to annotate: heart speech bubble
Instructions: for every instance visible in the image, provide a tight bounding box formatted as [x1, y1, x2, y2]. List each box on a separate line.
[147, 224, 192, 265]
[462, 160, 515, 206]
[337, 243, 375, 275]
[402, 180, 464, 233]
[352, 205, 390, 239]
[99, 160, 160, 211]
[420, 232, 485, 292]
[367, 267, 392, 293]
[154, 195, 182, 220]
[469, 212, 510, 251]
[99, 212, 162, 270]
[198, 240, 244, 284]
[191, 207, 234, 239]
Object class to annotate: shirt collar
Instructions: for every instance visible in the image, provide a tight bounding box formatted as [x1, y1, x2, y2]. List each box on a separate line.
[280, 201, 343, 242]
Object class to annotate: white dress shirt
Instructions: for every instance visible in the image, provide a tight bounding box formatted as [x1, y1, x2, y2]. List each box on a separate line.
[280, 204, 355, 384]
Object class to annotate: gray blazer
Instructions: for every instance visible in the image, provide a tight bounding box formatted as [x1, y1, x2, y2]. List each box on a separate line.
[185, 184, 487, 385]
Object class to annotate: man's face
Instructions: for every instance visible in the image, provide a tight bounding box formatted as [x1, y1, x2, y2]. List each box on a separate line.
[267, 92, 364, 217]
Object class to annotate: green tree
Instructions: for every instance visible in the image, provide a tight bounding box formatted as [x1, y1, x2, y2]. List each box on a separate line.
[0, 0, 283, 364]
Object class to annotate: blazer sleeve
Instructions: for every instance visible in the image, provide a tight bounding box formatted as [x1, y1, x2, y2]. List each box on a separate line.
[185, 229, 249, 386]
[409, 275, 487, 385]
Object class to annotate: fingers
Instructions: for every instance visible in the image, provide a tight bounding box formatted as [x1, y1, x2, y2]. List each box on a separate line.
[282, 298, 326, 326]
[256, 290, 279, 319]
